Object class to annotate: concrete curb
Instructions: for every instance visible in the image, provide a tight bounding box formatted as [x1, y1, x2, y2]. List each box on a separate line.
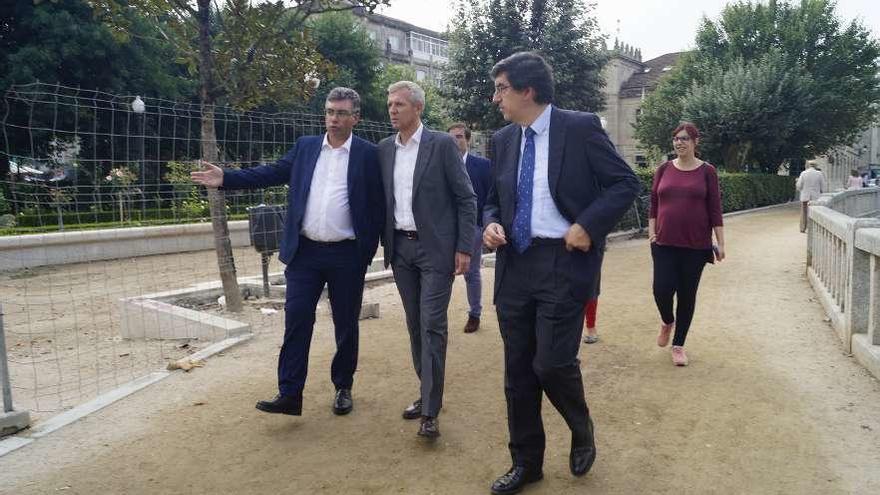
[0, 333, 253, 458]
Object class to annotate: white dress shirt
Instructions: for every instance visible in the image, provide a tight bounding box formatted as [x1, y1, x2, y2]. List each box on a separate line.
[519, 104, 570, 238]
[393, 122, 424, 231]
[300, 133, 355, 241]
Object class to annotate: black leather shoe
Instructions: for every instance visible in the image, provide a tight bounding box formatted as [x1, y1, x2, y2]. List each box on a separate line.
[490, 465, 543, 495]
[464, 315, 480, 333]
[417, 416, 440, 438]
[255, 394, 302, 415]
[402, 398, 422, 420]
[333, 389, 353, 415]
[570, 418, 597, 476]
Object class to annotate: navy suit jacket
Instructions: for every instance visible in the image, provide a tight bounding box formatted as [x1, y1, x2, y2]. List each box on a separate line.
[465, 153, 492, 227]
[484, 107, 639, 301]
[222, 134, 384, 267]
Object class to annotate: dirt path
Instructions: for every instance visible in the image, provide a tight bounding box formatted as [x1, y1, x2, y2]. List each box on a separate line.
[2, 204, 880, 494]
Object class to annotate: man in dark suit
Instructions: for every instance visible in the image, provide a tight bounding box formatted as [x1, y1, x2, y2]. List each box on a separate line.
[379, 81, 476, 439]
[483, 52, 639, 494]
[448, 122, 492, 334]
[191, 87, 383, 418]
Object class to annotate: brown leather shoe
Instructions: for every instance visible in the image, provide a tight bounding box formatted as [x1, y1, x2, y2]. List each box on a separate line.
[464, 316, 480, 333]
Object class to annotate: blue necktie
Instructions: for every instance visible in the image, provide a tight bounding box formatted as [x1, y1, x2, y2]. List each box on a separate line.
[512, 127, 536, 253]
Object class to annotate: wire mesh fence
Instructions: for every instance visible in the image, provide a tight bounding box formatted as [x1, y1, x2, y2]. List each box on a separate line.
[0, 83, 394, 423]
[0, 82, 647, 426]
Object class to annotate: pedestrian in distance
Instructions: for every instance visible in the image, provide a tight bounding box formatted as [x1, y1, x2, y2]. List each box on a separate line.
[795, 160, 827, 233]
[448, 122, 492, 334]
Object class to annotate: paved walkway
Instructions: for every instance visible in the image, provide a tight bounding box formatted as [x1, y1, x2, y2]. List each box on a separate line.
[1, 204, 879, 494]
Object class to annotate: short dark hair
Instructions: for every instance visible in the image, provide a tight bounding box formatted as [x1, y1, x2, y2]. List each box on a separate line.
[326, 87, 361, 114]
[447, 122, 471, 140]
[490, 52, 555, 104]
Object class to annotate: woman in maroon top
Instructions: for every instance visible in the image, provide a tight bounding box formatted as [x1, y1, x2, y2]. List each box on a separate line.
[648, 122, 725, 366]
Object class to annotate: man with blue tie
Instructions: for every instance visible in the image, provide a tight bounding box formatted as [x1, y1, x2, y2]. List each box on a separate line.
[483, 53, 639, 494]
[191, 87, 384, 418]
[448, 123, 492, 334]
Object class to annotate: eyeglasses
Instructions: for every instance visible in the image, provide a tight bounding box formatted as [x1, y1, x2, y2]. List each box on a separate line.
[325, 108, 355, 118]
[672, 136, 691, 143]
[493, 83, 512, 95]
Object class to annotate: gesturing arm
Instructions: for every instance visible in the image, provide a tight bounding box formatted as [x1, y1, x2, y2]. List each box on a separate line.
[217, 140, 302, 191]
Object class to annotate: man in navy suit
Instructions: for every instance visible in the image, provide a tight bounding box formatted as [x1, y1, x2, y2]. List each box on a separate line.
[448, 122, 491, 334]
[483, 53, 639, 494]
[191, 87, 383, 417]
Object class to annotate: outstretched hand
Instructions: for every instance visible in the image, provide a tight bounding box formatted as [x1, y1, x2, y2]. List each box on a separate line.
[190, 161, 223, 188]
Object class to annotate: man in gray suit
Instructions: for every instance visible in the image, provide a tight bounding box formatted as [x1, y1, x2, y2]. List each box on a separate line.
[379, 81, 477, 439]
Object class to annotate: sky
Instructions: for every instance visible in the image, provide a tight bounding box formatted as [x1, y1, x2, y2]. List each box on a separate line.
[378, 0, 880, 60]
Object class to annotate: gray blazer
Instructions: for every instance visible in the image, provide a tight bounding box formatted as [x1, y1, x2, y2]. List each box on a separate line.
[379, 127, 477, 274]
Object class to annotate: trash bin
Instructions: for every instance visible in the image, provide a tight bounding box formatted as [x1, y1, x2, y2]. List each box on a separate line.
[247, 205, 286, 296]
[248, 204, 286, 254]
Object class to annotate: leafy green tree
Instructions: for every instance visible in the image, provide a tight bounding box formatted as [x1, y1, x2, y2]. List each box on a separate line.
[370, 64, 449, 131]
[442, 0, 607, 130]
[306, 11, 383, 119]
[635, 0, 880, 172]
[0, 0, 192, 98]
[91, 0, 389, 311]
[681, 51, 815, 172]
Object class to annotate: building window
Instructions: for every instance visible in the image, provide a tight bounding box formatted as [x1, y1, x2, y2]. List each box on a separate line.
[387, 36, 399, 51]
[368, 31, 376, 41]
[416, 70, 427, 82]
[635, 155, 648, 168]
[409, 32, 449, 63]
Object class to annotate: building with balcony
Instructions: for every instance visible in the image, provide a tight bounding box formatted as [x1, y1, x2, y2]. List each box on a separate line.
[352, 9, 449, 83]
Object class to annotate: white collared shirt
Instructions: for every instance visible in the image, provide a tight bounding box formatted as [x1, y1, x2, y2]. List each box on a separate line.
[519, 104, 570, 238]
[300, 133, 355, 241]
[393, 122, 424, 231]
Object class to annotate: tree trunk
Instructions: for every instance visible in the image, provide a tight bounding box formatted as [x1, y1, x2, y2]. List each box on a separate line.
[198, 0, 243, 312]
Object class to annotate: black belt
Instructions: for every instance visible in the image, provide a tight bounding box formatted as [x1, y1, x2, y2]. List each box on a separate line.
[529, 237, 564, 246]
[395, 230, 419, 240]
[300, 235, 355, 247]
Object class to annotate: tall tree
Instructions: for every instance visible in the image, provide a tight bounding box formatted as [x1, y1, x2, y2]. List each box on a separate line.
[91, 0, 389, 311]
[682, 51, 816, 172]
[442, 0, 607, 130]
[306, 11, 382, 120]
[635, 0, 880, 172]
[0, 0, 192, 98]
[369, 64, 449, 130]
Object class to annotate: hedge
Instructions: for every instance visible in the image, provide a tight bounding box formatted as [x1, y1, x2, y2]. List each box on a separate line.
[636, 167, 796, 212]
[11, 205, 257, 228]
[2, 167, 796, 235]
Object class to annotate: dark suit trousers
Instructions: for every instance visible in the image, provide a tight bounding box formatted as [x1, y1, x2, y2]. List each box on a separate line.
[278, 237, 366, 397]
[391, 233, 454, 418]
[495, 242, 592, 469]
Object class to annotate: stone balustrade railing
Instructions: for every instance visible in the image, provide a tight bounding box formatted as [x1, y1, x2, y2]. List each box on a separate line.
[807, 187, 880, 378]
